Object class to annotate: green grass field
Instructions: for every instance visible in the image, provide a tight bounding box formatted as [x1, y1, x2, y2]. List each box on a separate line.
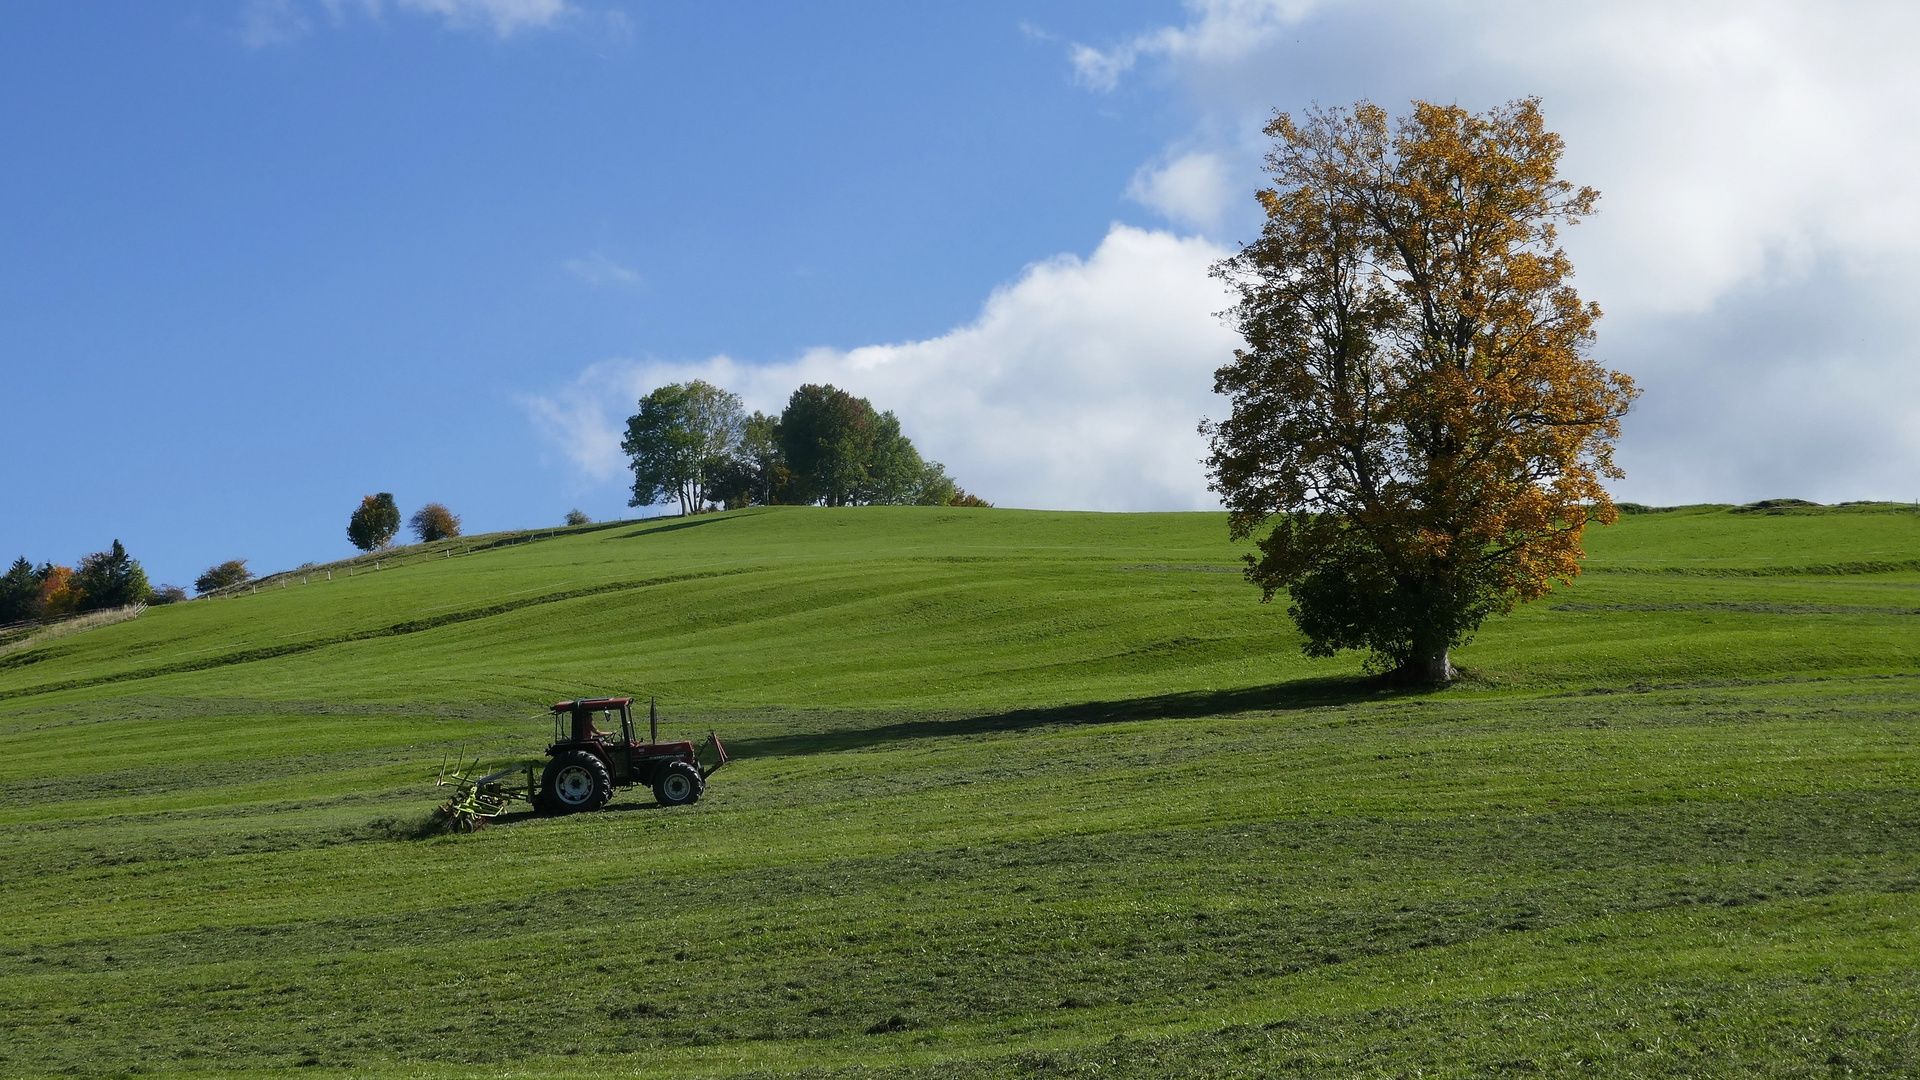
[2, 504, 1917, 1078]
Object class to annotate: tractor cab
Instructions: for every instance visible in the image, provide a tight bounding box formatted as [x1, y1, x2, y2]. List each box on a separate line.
[550, 697, 697, 758]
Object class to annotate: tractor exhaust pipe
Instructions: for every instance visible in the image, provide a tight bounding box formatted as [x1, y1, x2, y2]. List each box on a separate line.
[650, 696, 658, 745]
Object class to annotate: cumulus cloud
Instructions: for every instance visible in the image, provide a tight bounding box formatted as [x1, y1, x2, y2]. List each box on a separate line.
[1074, 0, 1920, 504]
[523, 226, 1240, 511]
[565, 252, 642, 288]
[1127, 152, 1237, 234]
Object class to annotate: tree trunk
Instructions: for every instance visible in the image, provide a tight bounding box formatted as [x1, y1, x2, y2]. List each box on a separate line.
[1400, 640, 1453, 684]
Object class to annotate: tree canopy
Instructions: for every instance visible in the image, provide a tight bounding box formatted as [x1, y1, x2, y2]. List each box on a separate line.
[622, 380, 745, 516]
[0, 557, 42, 624]
[622, 380, 984, 514]
[1203, 98, 1636, 683]
[70, 540, 152, 610]
[778, 384, 965, 507]
[347, 493, 402, 552]
[410, 503, 462, 542]
[195, 559, 253, 596]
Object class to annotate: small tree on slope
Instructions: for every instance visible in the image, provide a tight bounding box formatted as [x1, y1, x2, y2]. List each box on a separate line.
[410, 503, 462, 542]
[347, 493, 402, 551]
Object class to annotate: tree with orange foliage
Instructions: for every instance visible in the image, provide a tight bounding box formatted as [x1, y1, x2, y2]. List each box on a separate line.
[1203, 99, 1637, 684]
[38, 564, 79, 616]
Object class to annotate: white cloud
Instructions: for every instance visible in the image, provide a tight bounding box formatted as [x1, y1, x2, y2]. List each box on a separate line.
[1127, 152, 1236, 234]
[565, 252, 642, 288]
[1073, 0, 1920, 503]
[384, 0, 569, 35]
[245, 0, 570, 43]
[523, 226, 1240, 511]
[238, 0, 311, 47]
[1069, 0, 1324, 91]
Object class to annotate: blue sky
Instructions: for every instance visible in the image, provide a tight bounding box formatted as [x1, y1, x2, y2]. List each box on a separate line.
[4, 1, 1917, 588]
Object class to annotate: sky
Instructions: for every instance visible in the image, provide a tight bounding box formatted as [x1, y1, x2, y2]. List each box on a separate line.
[2, 1, 1916, 587]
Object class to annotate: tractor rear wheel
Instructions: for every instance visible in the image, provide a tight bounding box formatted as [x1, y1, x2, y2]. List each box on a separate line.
[654, 761, 703, 807]
[540, 750, 612, 814]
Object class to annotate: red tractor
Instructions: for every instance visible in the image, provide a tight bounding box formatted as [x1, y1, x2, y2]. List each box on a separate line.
[536, 697, 727, 814]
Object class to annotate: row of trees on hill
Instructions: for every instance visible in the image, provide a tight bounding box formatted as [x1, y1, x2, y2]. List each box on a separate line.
[622, 381, 987, 515]
[0, 541, 153, 623]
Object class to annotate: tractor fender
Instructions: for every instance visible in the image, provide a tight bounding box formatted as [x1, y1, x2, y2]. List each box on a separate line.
[546, 741, 616, 768]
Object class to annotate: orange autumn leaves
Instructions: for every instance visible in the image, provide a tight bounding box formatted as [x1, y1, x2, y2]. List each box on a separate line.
[1204, 98, 1636, 680]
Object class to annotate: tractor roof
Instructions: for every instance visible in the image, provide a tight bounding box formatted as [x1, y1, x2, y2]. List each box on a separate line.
[551, 697, 633, 713]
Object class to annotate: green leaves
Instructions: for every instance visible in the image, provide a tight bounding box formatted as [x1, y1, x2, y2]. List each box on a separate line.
[346, 493, 401, 552]
[622, 380, 746, 515]
[1207, 99, 1636, 681]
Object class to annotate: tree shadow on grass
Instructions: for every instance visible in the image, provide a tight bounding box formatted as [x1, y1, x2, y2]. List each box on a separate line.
[728, 674, 1438, 759]
[615, 508, 774, 540]
[615, 516, 734, 540]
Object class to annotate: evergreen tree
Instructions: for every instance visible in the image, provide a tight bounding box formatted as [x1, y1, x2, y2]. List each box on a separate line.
[71, 540, 152, 610]
[0, 557, 42, 623]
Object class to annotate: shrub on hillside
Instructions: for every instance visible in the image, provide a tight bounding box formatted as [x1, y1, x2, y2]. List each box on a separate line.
[565, 509, 592, 526]
[410, 503, 462, 542]
[348, 493, 402, 551]
[149, 584, 189, 604]
[195, 559, 253, 595]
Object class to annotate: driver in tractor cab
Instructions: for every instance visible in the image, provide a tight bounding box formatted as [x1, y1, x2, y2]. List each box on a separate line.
[573, 707, 615, 743]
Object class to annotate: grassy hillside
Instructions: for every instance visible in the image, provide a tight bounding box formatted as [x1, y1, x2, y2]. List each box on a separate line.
[1, 504, 1916, 1077]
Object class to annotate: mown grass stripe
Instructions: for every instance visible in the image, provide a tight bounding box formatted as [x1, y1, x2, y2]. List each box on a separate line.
[0, 568, 764, 701]
[1590, 558, 1920, 577]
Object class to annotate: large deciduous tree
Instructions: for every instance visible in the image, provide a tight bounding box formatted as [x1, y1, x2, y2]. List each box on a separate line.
[779, 384, 873, 507]
[622, 380, 745, 516]
[1203, 98, 1636, 684]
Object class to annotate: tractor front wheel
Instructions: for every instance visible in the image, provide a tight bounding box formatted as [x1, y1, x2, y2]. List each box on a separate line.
[654, 761, 704, 807]
[540, 751, 613, 814]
